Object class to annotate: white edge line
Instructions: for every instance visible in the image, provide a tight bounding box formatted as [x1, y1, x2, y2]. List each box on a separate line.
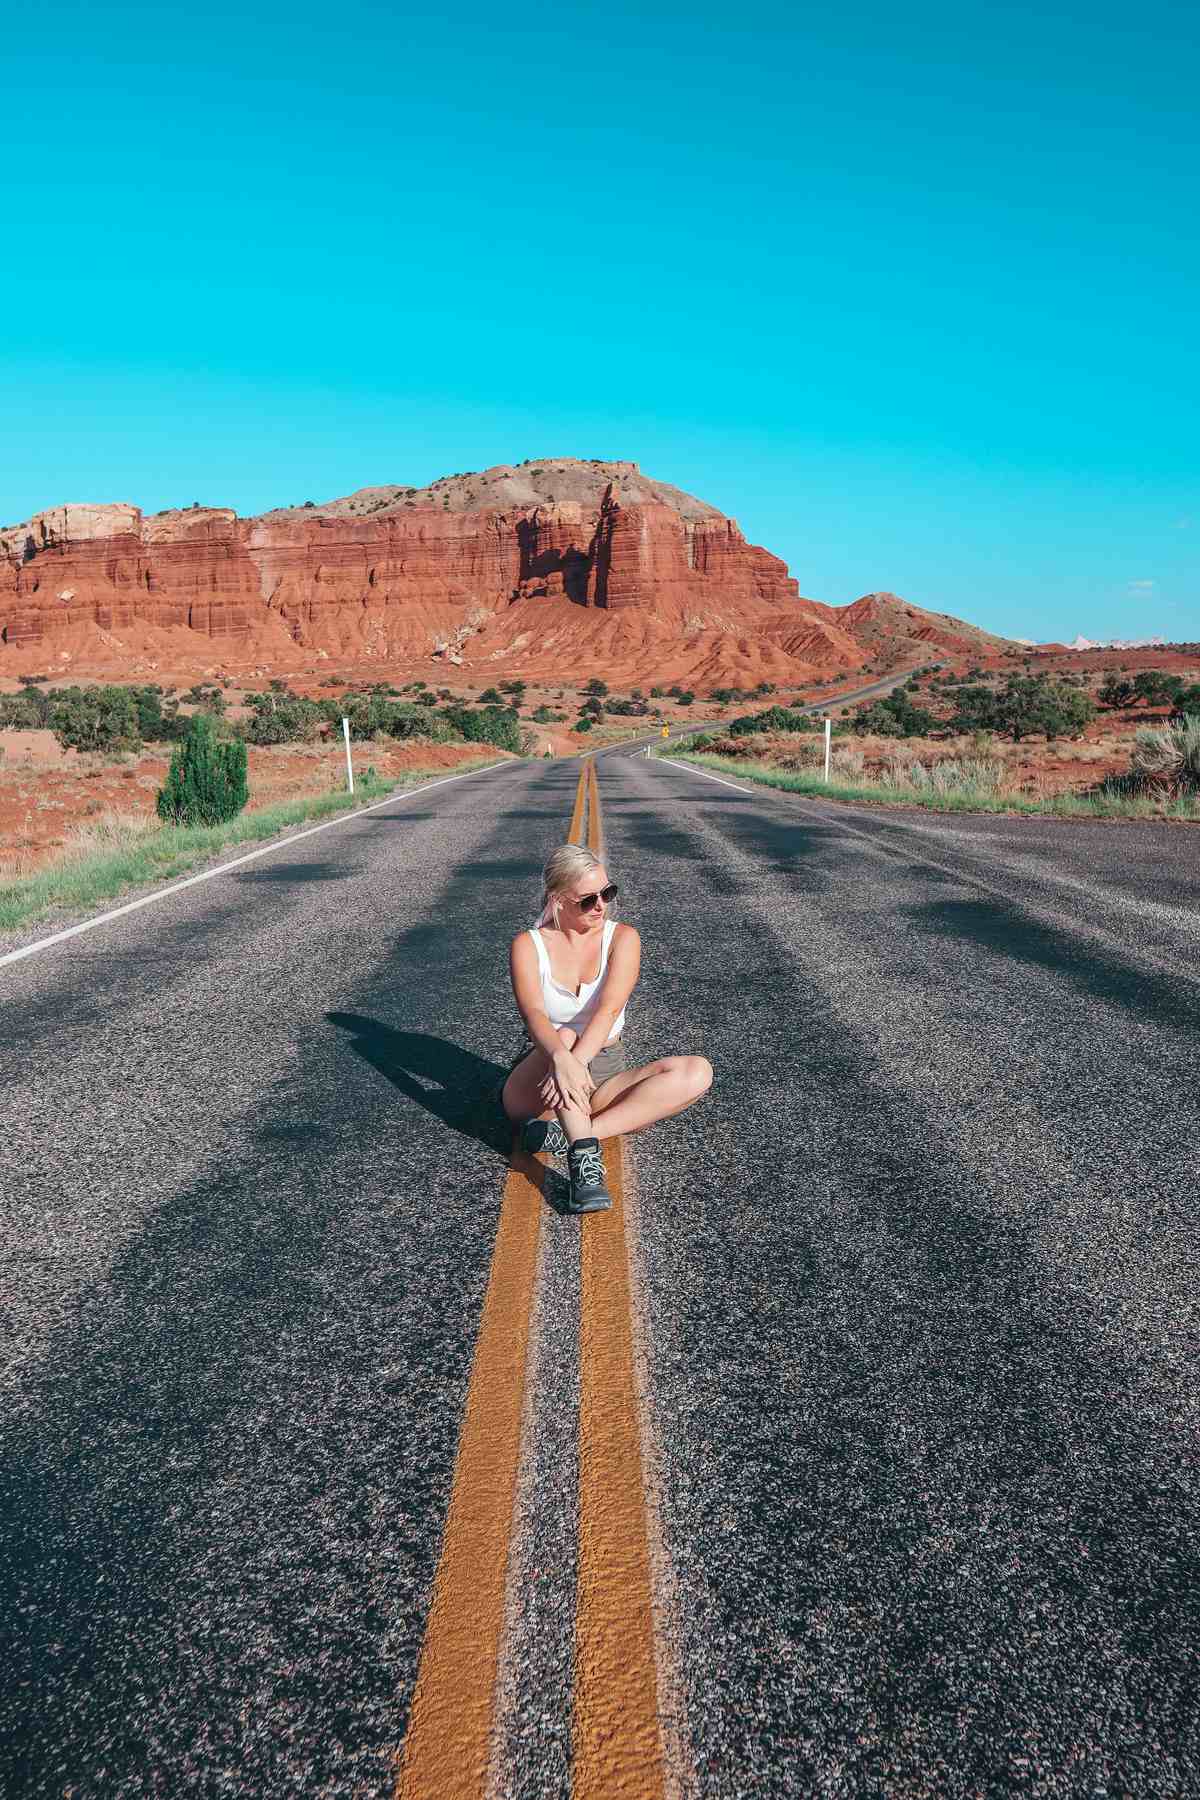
[662, 754, 1200, 978]
[0, 759, 510, 972]
[658, 756, 753, 795]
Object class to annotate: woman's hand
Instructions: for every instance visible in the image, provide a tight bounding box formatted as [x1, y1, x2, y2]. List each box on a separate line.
[546, 1047, 594, 1115]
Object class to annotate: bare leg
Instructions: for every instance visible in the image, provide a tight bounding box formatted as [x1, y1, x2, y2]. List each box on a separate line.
[586, 1056, 713, 1142]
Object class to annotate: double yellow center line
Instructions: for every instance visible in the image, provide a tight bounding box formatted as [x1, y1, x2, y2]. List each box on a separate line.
[396, 758, 667, 1798]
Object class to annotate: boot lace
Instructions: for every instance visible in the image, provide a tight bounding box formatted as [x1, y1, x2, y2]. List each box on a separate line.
[571, 1142, 606, 1187]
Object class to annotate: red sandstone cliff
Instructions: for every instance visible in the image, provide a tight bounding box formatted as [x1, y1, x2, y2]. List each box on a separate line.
[0, 460, 1012, 684]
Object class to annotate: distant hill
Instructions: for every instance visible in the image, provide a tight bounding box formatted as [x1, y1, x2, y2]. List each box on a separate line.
[839, 591, 1018, 663]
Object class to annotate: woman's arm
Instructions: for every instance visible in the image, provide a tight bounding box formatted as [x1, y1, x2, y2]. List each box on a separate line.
[572, 924, 641, 1065]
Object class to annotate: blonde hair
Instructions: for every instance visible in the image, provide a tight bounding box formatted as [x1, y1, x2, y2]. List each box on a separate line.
[537, 842, 603, 926]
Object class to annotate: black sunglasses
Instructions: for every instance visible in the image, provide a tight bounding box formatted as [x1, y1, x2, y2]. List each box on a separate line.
[573, 883, 618, 913]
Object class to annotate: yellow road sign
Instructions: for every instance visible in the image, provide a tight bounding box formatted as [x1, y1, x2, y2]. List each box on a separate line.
[661, 725, 669, 738]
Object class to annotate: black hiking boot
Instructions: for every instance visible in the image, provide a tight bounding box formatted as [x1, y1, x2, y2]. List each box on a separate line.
[566, 1137, 611, 1214]
[521, 1116, 569, 1157]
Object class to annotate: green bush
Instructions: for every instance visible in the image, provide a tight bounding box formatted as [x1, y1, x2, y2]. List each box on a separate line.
[50, 685, 142, 753]
[851, 690, 939, 738]
[996, 677, 1095, 741]
[388, 704, 455, 742]
[574, 717, 594, 733]
[1132, 670, 1185, 706]
[438, 703, 521, 751]
[727, 705, 819, 737]
[130, 684, 187, 742]
[951, 675, 1095, 741]
[532, 705, 555, 723]
[157, 714, 249, 825]
[584, 678, 608, 696]
[946, 683, 1002, 730]
[244, 696, 325, 745]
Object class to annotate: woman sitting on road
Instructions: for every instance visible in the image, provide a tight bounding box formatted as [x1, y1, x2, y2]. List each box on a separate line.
[501, 843, 713, 1215]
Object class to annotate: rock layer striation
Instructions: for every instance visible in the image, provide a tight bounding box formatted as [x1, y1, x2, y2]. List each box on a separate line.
[0, 460, 1011, 682]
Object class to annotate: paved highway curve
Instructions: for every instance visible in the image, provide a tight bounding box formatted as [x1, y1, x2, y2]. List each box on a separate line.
[1, 749, 1198, 1796]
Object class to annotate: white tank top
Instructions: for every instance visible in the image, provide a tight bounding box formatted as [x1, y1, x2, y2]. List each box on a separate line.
[528, 918, 626, 1044]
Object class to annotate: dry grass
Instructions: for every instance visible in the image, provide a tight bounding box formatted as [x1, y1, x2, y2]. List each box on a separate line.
[59, 807, 161, 862]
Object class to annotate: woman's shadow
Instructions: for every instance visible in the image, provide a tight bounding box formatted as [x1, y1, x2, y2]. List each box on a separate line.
[326, 1013, 574, 1211]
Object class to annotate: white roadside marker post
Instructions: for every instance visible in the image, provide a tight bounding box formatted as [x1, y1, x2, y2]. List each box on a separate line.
[824, 715, 832, 782]
[342, 716, 354, 794]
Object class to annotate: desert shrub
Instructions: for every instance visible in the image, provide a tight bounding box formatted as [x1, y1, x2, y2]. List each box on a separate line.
[574, 717, 594, 733]
[477, 687, 503, 704]
[532, 705, 555, 723]
[50, 686, 142, 753]
[947, 684, 1002, 731]
[157, 714, 248, 825]
[584, 678, 608, 696]
[182, 682, 227, 715]
[16, 680, 54, 724]
[1132, 670, 1185, 706]
[129, 684, 187, 741]
[316, 692, 397, 740]
[388, 704, 455, 742]
[676, 692, 695, 706]
[1130, 713, 1200, 793]
[998, 678, 1094, 740]
[951, 675, 1094, 741]
[0, 689, 45, 729]
[730, 705, 821, 738]
[244, 696, 325, 744]
[439, 703, 521, 751]
[852, 690, 939, 737]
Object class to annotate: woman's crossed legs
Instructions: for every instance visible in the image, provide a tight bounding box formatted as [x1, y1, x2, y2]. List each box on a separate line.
[501, 1026, 712, 1143]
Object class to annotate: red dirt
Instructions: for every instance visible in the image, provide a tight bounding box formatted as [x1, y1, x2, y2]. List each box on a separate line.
[0, 735, 501, 875]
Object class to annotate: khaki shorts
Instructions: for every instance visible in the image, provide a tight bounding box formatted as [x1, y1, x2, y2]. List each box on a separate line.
[503, 1033, 627, 1091]
[586, 1037, 628, 1087]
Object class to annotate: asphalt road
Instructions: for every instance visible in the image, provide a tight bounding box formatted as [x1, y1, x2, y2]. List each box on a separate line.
[2, 751, 1198, 1796]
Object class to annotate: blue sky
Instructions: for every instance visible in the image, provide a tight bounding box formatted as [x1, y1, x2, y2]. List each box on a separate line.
[2, 0, 1196, 643]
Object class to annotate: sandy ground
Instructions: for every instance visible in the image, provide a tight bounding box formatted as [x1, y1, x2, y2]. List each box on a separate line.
[0, 734, 508, 876]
